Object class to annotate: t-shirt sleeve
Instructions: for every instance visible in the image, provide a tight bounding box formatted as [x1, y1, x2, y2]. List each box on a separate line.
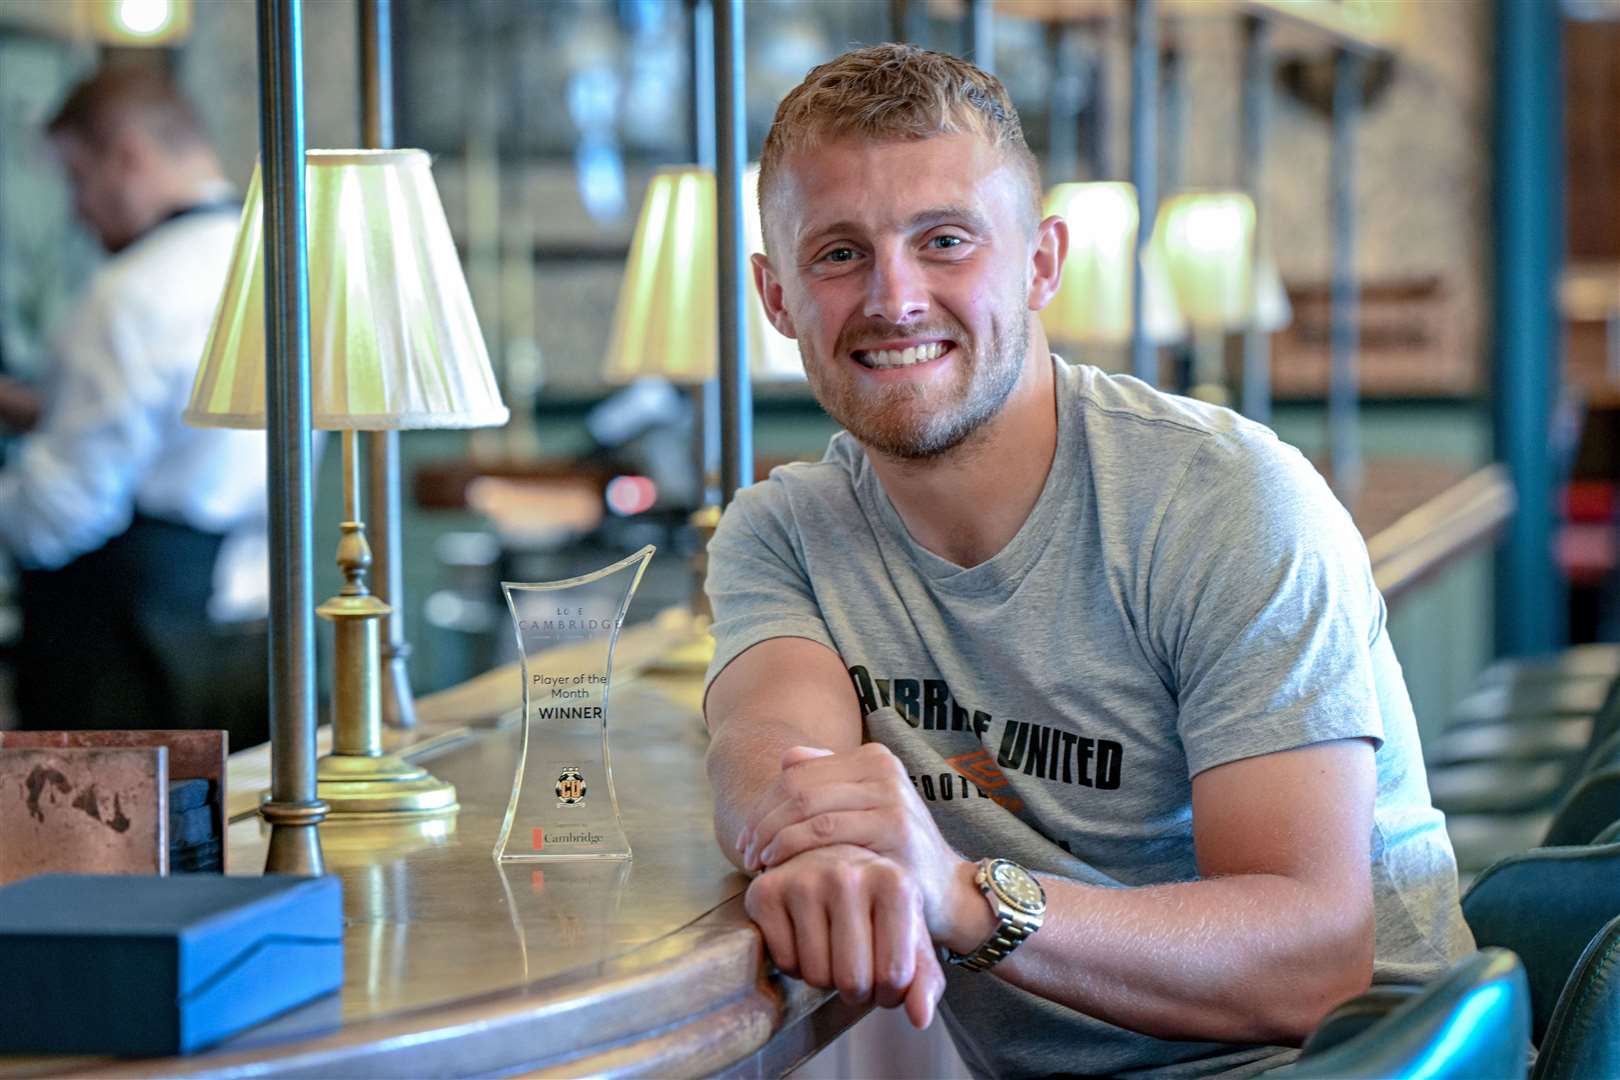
[1149, 438, 1388, 778]
[703, 479, 837, 696]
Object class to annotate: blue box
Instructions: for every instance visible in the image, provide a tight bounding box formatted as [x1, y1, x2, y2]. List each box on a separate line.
[0, 873, 343, 1055]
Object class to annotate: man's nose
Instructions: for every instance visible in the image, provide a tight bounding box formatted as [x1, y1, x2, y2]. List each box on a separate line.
[863, 249, 929, 325]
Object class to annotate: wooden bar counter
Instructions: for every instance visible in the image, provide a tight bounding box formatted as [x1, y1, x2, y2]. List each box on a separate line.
[3, 460, 1512, 1079]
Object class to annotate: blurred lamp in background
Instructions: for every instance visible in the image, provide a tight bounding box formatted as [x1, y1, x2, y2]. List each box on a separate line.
[186, 149, 508, 821]
[1152, 190, 1290, 404]
[603, 165, 800, 385]
[601, 164, 802, 671]
[97, 0, 190, 44]
[1040, 182, 1186, 362]
[0, 0, 192, 46]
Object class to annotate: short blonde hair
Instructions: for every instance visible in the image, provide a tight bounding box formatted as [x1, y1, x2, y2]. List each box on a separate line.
[758, 44, 1041, 248]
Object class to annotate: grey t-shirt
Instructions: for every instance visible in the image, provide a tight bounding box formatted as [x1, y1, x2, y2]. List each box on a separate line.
[705, 359, 1473, 1078]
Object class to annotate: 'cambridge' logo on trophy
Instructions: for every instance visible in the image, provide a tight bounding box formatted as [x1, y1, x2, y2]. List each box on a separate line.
[555, 766, 587, 806]
[495, 546, 654, 863]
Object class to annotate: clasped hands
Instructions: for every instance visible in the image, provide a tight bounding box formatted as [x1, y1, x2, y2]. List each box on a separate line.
[737, 743, 986, 1029]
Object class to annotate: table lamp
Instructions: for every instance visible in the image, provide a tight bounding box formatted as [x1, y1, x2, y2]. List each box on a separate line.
[186, 148, 508, 819]
[1040, 181, 1186, 360]
[601, 164, 802, 671]
[603, 164, 801, 386]
[1151, 190, 1288, 405]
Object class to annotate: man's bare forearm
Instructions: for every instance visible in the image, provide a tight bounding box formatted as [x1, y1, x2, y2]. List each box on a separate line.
[706, 715, 843, 869]
[974, 872, 1374, 1046]
[747, 738, 1379, 1046]
[703, 638, 866, 869]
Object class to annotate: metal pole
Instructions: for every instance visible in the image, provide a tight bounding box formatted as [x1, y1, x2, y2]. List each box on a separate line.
[360, 0, 392, 148]
[358, 0, 415, 731]
[1128, 0, 1159, 385]
[715, 0, 751, 503]
[257, 0, 326, 876]
[1239, 15, 1273, 425]
[1047, 24, 1081, 183]
[1160, 39, 1183, 194]
[966, 0, 994, 74]
[1493, 0, 1564, 655]
[891, 0, 928, 45]
[465, 0, 503, 426]
[692, 0, 717, 171]
[692, 0, 720, 506]
[1327, 48, 1362, 501]
[1089, 18, 1114, 181]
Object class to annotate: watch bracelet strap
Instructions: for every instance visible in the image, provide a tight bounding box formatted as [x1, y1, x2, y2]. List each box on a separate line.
[949, 914, 1036, 972]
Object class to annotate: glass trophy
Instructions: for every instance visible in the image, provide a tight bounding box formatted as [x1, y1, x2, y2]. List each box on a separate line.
[495, 545, 654, 862]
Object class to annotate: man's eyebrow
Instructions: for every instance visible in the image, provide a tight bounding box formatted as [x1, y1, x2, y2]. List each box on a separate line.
[905, 205, 991, 232]
[796, 206, 991, 252]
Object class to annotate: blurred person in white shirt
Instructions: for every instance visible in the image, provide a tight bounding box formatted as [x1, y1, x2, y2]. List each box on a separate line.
[0, 66, 269, 744]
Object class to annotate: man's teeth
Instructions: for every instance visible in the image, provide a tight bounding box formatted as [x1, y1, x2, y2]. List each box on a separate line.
[862, 342, 947, 368]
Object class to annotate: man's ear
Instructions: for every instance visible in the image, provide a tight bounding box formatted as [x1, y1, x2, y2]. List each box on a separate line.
[751, 252, 797, 339]
[1027, 214, 1068, 312]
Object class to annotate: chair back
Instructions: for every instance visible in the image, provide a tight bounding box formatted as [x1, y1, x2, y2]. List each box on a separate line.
[1543, 763, 1620, 847]
[1533, 913, 1620, 1080]
[1581, 676, 1620, 754]
[1463, 842, 1620, 1040]
[1590, 818, 1620, 844]
[1268, 948, 1529, 1079]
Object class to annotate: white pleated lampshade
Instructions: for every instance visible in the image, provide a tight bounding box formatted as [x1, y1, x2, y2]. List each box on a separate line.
[1151, 191, 1262, 333]
[186, 149, 509, 431]
[1040, 182, 1186, 348]
[602, 165, 802, 384]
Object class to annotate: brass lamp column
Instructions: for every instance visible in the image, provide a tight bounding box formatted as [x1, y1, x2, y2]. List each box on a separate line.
[186, 149, 509, 821]
[314, 431, 456, 817]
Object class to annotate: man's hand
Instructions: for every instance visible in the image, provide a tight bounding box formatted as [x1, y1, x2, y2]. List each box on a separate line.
[0, 377, 42, 434]
[742, 743, 987, 952]
[745, 842, 946, 1029]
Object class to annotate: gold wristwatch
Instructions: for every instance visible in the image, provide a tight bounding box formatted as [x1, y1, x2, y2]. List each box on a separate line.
[948, 858, 1047, 973]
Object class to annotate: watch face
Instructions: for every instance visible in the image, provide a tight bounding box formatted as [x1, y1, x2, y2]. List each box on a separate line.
[990, 860, 1046, 914]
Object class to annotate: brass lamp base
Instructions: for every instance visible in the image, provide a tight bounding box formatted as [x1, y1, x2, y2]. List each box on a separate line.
[315, 501, 458, 823]
[314, 751, 459, 820]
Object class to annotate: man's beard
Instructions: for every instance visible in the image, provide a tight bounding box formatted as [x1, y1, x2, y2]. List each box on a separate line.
[804, 306, 1030, 463]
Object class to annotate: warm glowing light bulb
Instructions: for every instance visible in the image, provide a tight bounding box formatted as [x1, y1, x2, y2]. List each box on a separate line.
[114, 0, 171, 36]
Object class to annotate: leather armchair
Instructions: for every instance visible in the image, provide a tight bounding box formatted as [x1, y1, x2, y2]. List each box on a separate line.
[1443, 731, 1620, 875]
[1462, 842, 1620, 1041]
[1475, 643, 1620, 690]
[1430, 705, 1620, 818]
[1265, 948, 1528, 1079]
[1534, 913, 1620, 1080]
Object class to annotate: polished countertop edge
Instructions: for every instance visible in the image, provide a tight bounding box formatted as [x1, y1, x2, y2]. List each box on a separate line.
[34, 899, 802, 1079]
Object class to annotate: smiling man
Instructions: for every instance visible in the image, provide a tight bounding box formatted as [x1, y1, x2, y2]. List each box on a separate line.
[702, 45, 1471, 1078]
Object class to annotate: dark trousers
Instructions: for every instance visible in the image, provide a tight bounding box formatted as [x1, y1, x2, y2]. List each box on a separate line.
[15, 516, 268, 749]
